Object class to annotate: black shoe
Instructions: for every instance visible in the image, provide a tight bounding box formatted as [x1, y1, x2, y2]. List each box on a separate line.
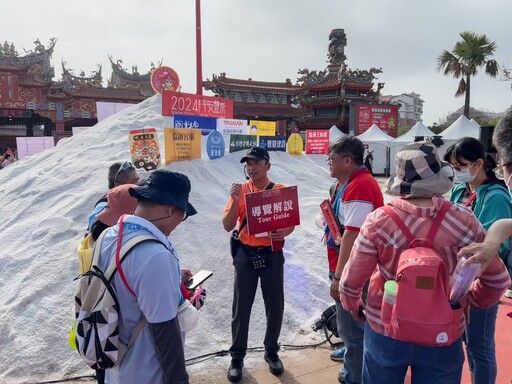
[264, 352, 284, 376]
[227, 359, 243, 383]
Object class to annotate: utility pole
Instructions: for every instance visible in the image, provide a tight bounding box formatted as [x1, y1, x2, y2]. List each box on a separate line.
[195, 0, 203, 95]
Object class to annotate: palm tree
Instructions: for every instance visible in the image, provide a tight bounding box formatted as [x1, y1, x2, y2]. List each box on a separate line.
[437, 31, 499, 118]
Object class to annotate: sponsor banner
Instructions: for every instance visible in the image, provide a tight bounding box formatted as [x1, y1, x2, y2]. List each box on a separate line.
[305, 130, 330, 154]
[150, 66, 180, 94]
[249, 120, 276, 136]
[129, 128, 161, 171]
[216, 118, 249, 135]
[229, 134, 257, 153]
[174, 114, 216, 136]
[162, 90, 234, 119]
[287, 133, 303, 156]
[245, 186, 300, 235]
[355, 104, 398, 137]
[206, 130, 225, 160]
[258, 136, 287, 152]
[163, 128, 201, 164]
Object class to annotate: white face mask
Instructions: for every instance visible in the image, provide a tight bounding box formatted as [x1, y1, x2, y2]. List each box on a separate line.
[454, 167, 477, 183]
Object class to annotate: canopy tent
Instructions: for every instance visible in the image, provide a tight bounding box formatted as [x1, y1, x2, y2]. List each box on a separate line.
[470, 118, 481, 130]
[329, 125, 346, 143]
[389, 122, 437, 174]
[356, 124, 393, 175]
[437, 115, 480, 159]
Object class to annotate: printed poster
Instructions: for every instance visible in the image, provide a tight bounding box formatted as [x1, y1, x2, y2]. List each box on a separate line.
[229, 134, 257, 153]
[305, 130, 330, 154]
[128, 128, 161, 171]
[287, 133, 304, 156]
[249, 120, 276, 136]
[163, 128, 201, 164]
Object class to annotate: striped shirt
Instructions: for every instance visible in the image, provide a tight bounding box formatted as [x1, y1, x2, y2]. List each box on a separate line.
[340, 196, 511, 338]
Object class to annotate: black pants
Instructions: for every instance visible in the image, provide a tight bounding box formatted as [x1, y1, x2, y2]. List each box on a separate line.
[229, 245, 285, 360]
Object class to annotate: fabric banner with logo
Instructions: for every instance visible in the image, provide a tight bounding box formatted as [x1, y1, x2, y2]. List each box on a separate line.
[163, 128, 201, 164]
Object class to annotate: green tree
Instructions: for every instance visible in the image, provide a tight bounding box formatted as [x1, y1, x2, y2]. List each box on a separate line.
[437, 31, 499, 118]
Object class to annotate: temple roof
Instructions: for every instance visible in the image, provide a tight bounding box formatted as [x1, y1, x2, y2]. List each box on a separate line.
[297, 65, 375, 92]
[203, 73, 303, 95]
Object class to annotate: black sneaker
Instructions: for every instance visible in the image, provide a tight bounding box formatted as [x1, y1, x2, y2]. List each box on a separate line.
[227, 359, 243, 383]
[264, 352, 284, 376]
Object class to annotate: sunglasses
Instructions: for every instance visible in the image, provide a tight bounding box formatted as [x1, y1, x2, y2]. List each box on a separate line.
[114, 161, 133, 184]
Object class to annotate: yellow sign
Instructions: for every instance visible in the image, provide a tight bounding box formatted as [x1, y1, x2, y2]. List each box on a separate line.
[249, 120, 276, 136]
[163, 128, 202, 164]
[287, 133, 304, 156]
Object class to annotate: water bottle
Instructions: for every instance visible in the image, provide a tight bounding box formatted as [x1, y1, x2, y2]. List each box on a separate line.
[381, 280, 398, 323]
[449, 257, 480, 306]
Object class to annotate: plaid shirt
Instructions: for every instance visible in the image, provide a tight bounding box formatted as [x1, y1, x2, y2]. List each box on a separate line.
[340, 196, 511, 338]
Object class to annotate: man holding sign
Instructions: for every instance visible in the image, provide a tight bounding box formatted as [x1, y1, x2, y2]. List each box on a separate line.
[222, 146, 296, 383]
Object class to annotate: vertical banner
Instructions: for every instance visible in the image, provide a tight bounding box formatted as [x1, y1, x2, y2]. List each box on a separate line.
[174, 114, 217, 136]
[287, 133, 304, 156]
[248, 120, 276, 136]
[163, 128, 202, 164]
[305, 130, 330, 154]
[206, 130, 225, 160]
[229, 134, 257, 153]
[129, 128, 161, 171]
[216, 118, 249, 135]
[16, 137, 55, 160]
[258, 136, 287, 152]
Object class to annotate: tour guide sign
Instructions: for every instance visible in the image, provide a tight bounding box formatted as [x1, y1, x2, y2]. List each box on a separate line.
[244, 186, 300, 251]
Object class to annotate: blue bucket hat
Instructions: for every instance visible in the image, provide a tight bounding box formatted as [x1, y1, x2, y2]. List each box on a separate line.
[129, 169, 197, 216]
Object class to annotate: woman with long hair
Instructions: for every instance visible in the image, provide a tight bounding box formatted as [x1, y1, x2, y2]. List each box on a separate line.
[444, 137, 512, 384]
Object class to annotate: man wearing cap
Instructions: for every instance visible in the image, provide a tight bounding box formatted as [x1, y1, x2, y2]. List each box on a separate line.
[222, 146, 295, 383]
[96, 169, 196, 384]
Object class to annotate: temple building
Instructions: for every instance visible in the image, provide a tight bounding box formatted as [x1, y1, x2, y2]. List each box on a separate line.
[0, 38, 155, 148]
[204, 29, 394, 136]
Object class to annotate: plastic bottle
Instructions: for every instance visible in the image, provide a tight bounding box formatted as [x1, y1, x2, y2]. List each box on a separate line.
[381, 280, 398, 323]
[449, 257, 480, 306]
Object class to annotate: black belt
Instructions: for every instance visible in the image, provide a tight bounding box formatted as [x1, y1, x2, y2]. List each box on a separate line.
[240, 243, 272, 253]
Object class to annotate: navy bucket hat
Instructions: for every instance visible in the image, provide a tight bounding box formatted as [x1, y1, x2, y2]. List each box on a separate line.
[129, 169, 197, 216]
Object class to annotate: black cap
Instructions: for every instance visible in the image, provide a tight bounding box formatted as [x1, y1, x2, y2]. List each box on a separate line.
[240, 146, 270, 163]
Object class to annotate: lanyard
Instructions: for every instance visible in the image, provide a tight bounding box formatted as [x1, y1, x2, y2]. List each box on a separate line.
[464, 192, 477, 208]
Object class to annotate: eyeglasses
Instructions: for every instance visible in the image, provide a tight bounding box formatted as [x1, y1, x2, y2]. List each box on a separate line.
[114, 161, 133, 184]
[493, 163, 511, 180]
[451, 161, 476, 172]
[326, 155, 352, 163]
[172, 207, 188, 222]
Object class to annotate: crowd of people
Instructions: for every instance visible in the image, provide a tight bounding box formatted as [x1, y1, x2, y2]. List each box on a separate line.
[70, 106, 512, 384]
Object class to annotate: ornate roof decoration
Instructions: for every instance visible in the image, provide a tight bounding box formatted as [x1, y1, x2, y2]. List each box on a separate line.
[203, 72, 303, 96]
[0, 38, 56, 82]
[62, 62, 103, 88]
[328, 29, 347, 67]
[106, 55, 158, 97]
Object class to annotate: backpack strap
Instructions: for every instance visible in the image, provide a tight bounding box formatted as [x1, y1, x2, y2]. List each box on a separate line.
[382, 201, 451, 244]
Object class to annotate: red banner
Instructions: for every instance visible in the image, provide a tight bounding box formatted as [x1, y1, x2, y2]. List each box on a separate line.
[355, 104, 398, 137]
[244, 186, 300, 235]
[162, 90, 234, 119]
[305, 130, 329, 154]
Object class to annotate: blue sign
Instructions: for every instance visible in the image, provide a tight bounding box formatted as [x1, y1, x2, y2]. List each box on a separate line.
[174, 114, 217, 136]
[206, 130, 226, 160]
[258, 136, 287, 152]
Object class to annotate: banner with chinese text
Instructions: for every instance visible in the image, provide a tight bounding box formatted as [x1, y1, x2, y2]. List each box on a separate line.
[163, 128, 201, 164]
[305, 130, 330, 154]
[229, 134, 257, 153]
[248, 120, 276, 136]
[129, 128, 161, 171]
[258, 136, 287, 152]
[174, 114, 216, 135]
[216, 118, 249, 135]
[162, 90, 234, 119]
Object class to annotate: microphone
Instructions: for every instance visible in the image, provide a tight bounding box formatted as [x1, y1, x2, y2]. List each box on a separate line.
[244, 165, 250, 180]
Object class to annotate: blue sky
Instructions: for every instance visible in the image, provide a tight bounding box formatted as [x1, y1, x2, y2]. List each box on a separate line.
[1, 0, 511, 126]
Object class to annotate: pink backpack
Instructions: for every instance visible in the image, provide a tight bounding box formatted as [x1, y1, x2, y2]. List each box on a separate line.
[381, 202, 463, 347]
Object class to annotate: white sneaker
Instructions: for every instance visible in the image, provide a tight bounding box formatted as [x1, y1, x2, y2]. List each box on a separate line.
[505, 289, 512, 299]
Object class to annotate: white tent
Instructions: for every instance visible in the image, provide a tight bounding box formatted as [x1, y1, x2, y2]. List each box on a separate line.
[437, 115, 480, 159]
[470, 118, 481, 130]
[389, 122, 437, 174]
[356, 124, 393, 175]
[329, 125, 346, 143]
